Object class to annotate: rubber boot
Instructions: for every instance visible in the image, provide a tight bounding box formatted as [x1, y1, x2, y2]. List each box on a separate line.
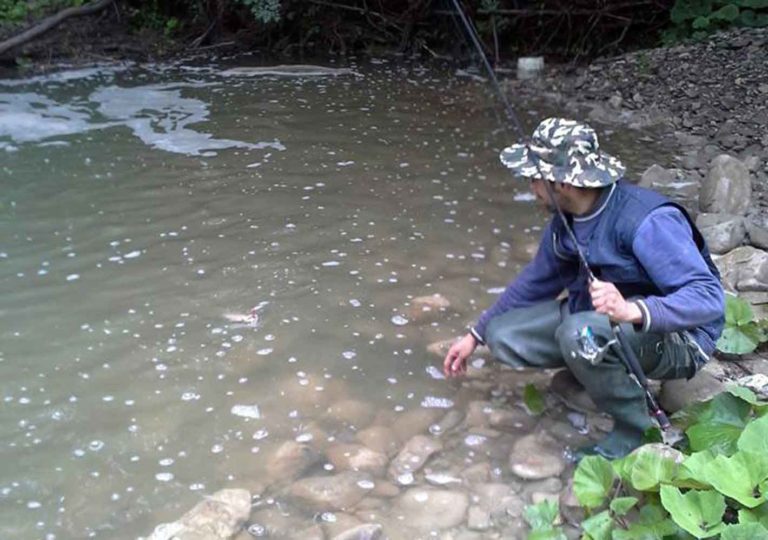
[556, 312, 659, 459]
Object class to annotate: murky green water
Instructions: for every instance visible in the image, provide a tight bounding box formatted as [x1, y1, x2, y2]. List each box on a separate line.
[0, 60, 677, 539]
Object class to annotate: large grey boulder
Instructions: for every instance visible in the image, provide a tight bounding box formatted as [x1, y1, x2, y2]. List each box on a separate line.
[696, 213, 746, 254]
[715, 246, 768, 292]
[699, 155, 752, 215]
[148, 489, 251, 540]
[746, 213, 768, 250]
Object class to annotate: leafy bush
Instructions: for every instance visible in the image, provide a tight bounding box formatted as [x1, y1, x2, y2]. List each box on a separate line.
[716, 294, 768, 355]
[526, 386, 768, 539]
[236, 0, 281, 24]
[664, 0, 768, 43]
[0, 0, 81, 24]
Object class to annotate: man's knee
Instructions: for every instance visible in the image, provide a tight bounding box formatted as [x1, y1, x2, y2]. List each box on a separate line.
[556, 311, 612, 366]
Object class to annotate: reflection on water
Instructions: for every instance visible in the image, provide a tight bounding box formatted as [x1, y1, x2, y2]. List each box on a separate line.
[0, 60, 676, 539]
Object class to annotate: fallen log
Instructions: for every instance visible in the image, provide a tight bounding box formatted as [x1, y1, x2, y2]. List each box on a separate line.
[0, 0, 114, 57]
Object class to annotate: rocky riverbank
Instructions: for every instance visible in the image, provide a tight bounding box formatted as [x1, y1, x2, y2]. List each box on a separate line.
[502, 26, 767, 205]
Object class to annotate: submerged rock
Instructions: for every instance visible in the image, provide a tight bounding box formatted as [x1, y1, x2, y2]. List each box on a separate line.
[286, 471, 373, 511]
[326, 443, 389, 476]
[391, 408, 442, 442]
[148, 488, 251, 540]
[393, 488, 469, 530]
[508, 433, 566, 480]
[266, 441, 321, 484]
[326, 399, 376, 429]
[388, 435, 443, 484]
[408, 293, 451, 322]
[356, 425, 400, 457]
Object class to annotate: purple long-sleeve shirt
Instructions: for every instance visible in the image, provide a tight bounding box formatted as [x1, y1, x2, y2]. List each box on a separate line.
[473, 202, 725, 354]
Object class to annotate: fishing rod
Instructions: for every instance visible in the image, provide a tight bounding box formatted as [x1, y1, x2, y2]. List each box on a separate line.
[447, 0, 671, 431]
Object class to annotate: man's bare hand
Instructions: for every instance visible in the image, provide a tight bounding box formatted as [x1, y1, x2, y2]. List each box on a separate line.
[443, 333, 478, 377]
[590, 279, 642, 323]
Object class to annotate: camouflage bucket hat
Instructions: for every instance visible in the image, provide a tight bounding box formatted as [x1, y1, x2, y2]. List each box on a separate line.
[500, 117, 625, 187]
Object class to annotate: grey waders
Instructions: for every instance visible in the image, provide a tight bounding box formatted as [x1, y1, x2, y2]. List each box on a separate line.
[484, 300, 698, 458]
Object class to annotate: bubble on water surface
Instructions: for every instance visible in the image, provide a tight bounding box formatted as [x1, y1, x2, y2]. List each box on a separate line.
[390, 315, 408, 326]
[155, 472, 174, 482]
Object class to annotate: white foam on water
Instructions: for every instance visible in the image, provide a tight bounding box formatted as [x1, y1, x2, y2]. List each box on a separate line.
[420, 396, 454, 409]
[513, 192, 536, 201]
[1, 79, 286, 157]
[91, 83, 286, 156]
[231, 404, 261, 419]
[0, 63, 131, 87]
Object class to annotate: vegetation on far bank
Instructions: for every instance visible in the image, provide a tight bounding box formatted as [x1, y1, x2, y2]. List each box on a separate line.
[2, 0, 768, 63]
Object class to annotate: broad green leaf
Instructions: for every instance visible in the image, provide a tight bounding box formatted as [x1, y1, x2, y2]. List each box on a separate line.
[581, 509, 613, 540]
[573, 455, 615, 509]
[612, 519, 679, 540]
[678, 450, 716, 489]
[720, 522, 768, 540]
[703, 451, 768, 508]
[727, 384, 765, 406]
[744, 0, 768, 8]
[610, 496, 638, 516]
[718, 324, 762, 354]
[528, 528, 567, 540]
[738, 411, 768, 454]
[660, 486, 726, 538]
[623, 444, 682, 492]
[726, 294, 755, 326]
[692, 15, 712, 29]
[673, 391, 751, 433]
[711, 4, 740, 22]
[739, 502, 768, 528]
[523, 383, 545, 415]
[684, 393, 752, 454]
[523, 500, 560, 530]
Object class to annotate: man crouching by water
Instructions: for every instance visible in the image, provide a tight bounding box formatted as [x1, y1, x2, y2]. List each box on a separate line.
[443, 118, 725, 460]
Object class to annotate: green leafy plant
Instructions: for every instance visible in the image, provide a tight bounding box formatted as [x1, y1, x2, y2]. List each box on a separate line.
[716, 294, 768, 355]
[237, 0, 281, 24]
[525, 386, 768, 539]
[524, 500, 567, 540]
[523, 383, 546, 415]
[664, 0, 768, 44]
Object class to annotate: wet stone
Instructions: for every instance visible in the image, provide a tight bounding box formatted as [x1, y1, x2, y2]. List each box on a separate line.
[148, 489, 251, 540]
[508, 433, 566, 480]
[326, 399, 376, 429]
[266, 441, 321, 484]
[408, 293, 451, 322]
[388, 435, 443, 484]
[286, 471, 373, 511]
[393, 488, 469, 531]
[326, 443, 389, 476]
[391, 408, 442, 442]
[467, 506, 492, 531]
[330, 523, 383, 540]
[356, 425, 400, 457]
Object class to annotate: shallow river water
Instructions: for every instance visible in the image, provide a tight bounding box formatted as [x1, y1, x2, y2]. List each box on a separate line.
[0, 59, 676, 539]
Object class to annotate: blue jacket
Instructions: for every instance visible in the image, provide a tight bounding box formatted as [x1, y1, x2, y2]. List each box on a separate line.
[474, 181, 725, 355]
